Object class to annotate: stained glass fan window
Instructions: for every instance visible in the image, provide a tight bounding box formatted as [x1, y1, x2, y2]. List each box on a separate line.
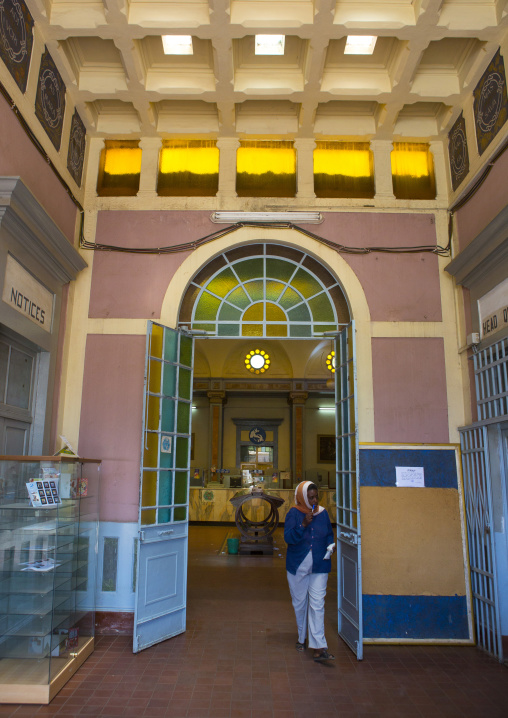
[178, 244, 350, 337]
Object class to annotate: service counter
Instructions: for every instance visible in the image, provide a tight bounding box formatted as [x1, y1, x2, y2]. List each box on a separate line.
[189, 487, 335, 523]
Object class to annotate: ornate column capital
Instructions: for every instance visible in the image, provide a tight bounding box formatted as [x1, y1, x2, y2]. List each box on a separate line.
[288, 391, 308, 406]
[207, 390, 227, 405]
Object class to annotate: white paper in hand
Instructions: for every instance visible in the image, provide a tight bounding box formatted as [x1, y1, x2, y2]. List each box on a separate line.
[323, 543, 335, 560]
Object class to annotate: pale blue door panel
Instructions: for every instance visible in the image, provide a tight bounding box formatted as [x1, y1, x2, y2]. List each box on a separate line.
[335, 321, 363, 660]
[134, 322, 193, 653]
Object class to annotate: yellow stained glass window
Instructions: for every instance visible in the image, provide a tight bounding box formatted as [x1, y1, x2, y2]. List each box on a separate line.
[97, 140, 142, 197]
[314, 141, 374, 199]
[391, 142, 436, 200]
[236, 141, 296, 197]
[158, 140, 219, 197]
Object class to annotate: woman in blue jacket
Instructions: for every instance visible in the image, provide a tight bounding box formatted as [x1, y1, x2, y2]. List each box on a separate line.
[284, 481, 335, 661]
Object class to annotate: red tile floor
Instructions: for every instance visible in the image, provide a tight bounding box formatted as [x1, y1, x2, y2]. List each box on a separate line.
[2, 526, 508, 718]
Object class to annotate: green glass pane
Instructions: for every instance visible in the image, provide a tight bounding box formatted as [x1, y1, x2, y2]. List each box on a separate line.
[266, 303, 286, 321]
[288, 305, 311, 321]
[316, 324, 336, 333]
[160, 444, 173, 468]
[179, 334, 193, 367]
[234, 258, 264, 281]
[309, 293, 335, 321]
[177, 401, 190, 433]
[227, 287, 251, 309]
[163, 330, 178, 362]
[158, 508, 171, 523]
[218, 324, 239, 336]
[150, 324, 163, 359]
[245, 280, 264, 301]
[279, 287, 303, 309]
[289, 324, 312, 337]
[266, 258, 295, 282]
[178, 368, 191, 399]
[158, 471, 173, 507]
[218, 304, 242, 321]
[265, 280, 285, 302]
[192, 323, 215, 332]
[206, 268, 238, 298]
[141, 509, 156, 526]
[242, 324, 263, 336]
[175, 472, 188, 504]
[162, 364, 176, 396]
[174, 507, 187, 521]
[267, 324, 287, 337]
[146, 395, 160, 431]
[243, 303, 263, 321]
[175, 436, 189, 468]
[161, 398, 175, 432]
[291, 268, 322, 298]
[195, 292, 221, 320]
[141, 471, 157, 507]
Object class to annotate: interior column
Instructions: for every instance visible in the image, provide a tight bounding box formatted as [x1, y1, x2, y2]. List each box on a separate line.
[288, 391, 308, 485]
[207, 390, 226, 479]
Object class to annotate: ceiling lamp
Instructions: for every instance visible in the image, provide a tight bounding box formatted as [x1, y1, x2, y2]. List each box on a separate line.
[326, 351, 336, 373]
[255, 35, 285, 56]
[245, 349, 270, 374]
[211, 211, 322, 223]
[162, 35, 193, 55]
[344, 36, 377, 55]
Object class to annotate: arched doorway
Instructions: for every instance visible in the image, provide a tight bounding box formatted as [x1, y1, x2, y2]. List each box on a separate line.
[134, 238, 362, 659]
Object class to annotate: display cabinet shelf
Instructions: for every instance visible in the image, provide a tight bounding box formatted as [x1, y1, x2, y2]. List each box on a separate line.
[0, 456, 100, 704]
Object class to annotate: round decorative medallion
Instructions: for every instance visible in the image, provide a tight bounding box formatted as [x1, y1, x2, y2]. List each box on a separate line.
[249, 427, 266, 444]
[450, 125, 468, 181]
[326, 351, 336, 373]
[245, 349, 270, 374]
[40, 67, 63, 128]
[477, 71, 504, 133]
[0, 0, 27, 64]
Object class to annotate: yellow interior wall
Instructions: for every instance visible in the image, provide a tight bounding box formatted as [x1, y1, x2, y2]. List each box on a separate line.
[360, 486, 466, 596]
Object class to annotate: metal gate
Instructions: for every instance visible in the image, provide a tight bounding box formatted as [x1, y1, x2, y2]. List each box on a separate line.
[459, 426, 503, 661]
[335, 321, 362, 659]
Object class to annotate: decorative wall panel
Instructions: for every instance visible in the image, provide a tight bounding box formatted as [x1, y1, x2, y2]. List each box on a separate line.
[473, 49, 508, 156]
[448, 113, 469, 191]
[35, 48, 66, 151]
[0, 0, 33, 93]
[67, 110, 86, 187]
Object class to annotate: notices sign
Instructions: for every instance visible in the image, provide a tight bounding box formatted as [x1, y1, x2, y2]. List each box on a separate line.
[478, 278, 508, 340]
[2, 255, 53, 332]
[395, 466, 425, 488]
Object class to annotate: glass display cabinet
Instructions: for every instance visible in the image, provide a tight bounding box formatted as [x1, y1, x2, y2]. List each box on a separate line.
[0, 456, 100, 703]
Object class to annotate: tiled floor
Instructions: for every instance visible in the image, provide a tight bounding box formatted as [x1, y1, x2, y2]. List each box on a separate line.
[2, 526, 508, 717]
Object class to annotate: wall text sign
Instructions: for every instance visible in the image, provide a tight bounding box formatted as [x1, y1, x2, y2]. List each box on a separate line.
[2, 254, 53, 332]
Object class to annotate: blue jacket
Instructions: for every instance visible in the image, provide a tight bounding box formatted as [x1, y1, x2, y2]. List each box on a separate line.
[284, 507, 335, 575]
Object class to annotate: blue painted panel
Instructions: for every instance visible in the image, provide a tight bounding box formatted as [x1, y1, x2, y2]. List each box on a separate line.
[359, 449, 458, 488]
[363, 594, 469, 639]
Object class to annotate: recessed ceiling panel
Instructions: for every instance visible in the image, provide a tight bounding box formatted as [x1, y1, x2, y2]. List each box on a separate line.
[127, 0, 211, 27]
[230, 0, 313, 28]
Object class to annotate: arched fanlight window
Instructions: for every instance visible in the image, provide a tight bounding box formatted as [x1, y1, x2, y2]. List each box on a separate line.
[178, 244, 350, 338]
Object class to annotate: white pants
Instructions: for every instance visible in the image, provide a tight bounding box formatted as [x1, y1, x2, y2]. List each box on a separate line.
[287, 550, 328, 649]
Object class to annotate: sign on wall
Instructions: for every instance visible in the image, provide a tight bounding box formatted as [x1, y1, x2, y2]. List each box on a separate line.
[478, 277, 508, 340]
[0, 0, 34, 93]
[35, 48, 66, 151]
[2, 254, 53, 332]
[448, 113, 469, 191]
[473, 48, 508, 156]
[67, 110, 86, 187]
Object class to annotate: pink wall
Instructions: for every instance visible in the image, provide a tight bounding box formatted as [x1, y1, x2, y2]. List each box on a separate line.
[455, 148, 508, 251]
[0, 93, 77, 242]
[372, 337, 449, 443]
[90, 211, 441, 322]
[78, 334, 145, 522]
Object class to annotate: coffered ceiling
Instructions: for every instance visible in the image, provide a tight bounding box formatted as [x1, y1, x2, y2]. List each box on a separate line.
[26, 0, 508, 141]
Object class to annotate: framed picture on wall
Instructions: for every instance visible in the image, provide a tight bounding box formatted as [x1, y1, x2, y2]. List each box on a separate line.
[317, 435, 336, 463]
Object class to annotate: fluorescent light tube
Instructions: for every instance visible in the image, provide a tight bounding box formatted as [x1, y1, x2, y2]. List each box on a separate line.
[211, 211, 322, 223]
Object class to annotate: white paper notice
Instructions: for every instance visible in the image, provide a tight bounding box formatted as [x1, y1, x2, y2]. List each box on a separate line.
[395, 466, 425, 487]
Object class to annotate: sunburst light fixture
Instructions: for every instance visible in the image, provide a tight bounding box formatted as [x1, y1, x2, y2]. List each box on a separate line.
[326, 351, 336, 373]
[245, 349, 270, 374]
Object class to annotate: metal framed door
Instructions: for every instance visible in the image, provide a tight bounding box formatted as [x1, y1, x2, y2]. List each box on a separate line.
[335, 321, 362, 659]
[133, 322, 194, 653]
[460, 426, 503, 661]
